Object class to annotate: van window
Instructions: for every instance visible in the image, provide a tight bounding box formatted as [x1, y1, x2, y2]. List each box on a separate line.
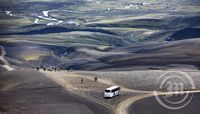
[112, 87, 120, 92]
[105, 90, 110, 92]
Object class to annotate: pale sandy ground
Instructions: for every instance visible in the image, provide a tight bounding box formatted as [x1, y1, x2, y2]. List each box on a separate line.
[77, 70, 200, 91]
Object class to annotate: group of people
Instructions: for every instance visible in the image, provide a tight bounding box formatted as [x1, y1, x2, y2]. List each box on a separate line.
[34, 66, 98, 84]
[35, 66, 72, 72]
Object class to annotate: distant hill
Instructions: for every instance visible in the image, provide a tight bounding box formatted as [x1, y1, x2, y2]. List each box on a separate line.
[0, 26, 116, 35]
[168, 28, 200, 41]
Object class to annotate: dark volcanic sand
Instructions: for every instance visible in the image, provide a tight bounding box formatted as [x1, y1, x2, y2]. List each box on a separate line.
[0, 70, 114, 114]
[129, 93, 200, 114]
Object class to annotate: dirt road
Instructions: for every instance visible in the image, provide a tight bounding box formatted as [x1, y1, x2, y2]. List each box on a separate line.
[42, 71, 152, 114]
[42, 71, 200, 114]
[43, 71, 116, 113]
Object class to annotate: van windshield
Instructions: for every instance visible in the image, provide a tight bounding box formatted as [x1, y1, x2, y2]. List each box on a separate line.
[105, 90, 110, 92]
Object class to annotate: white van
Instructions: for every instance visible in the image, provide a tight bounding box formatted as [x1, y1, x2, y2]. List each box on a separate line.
[104, 86, 120, 98]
